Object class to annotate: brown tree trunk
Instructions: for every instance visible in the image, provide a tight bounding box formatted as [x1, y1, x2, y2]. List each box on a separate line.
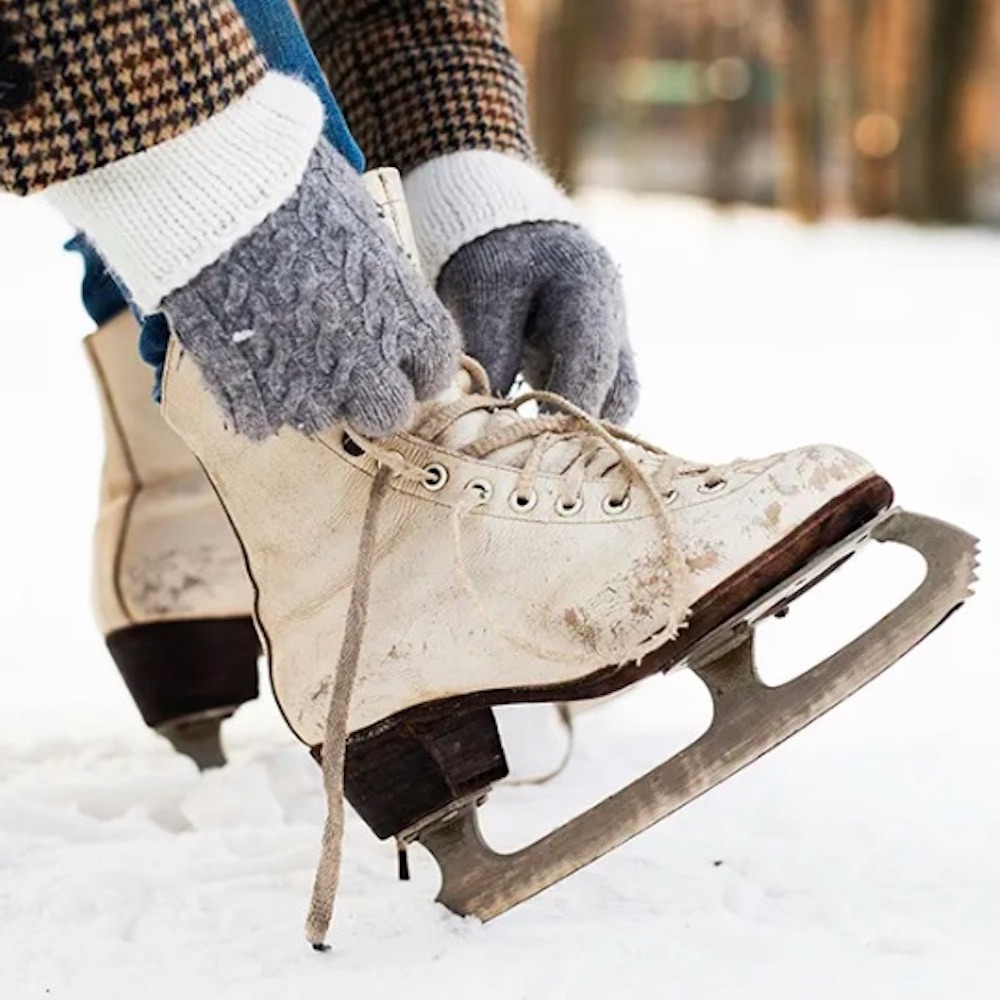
[899, 0, 982, 221]
[694, 6, 757, 205]
[534, 0, 601, 190]
[776, 0, 824, 220]
[848, 0, 900, 217]
[504, 0, 548, 132]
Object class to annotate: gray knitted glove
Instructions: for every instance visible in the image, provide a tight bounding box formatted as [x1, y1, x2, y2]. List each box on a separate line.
[437, 222, 639, 423]
[163, 140, 461, 440]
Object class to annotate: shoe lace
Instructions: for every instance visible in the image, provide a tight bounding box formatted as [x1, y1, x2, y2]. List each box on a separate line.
[304, 361, 692, 949]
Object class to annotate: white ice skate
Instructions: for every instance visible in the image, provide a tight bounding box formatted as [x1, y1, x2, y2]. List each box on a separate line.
[159, 172, 977, 947]
[85, 313, 258, 768]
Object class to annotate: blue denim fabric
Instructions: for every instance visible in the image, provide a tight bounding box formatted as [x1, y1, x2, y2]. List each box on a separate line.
[72, 0, 363, 395]
[236, 0, 364, 172]
[66, 233, 131, 326]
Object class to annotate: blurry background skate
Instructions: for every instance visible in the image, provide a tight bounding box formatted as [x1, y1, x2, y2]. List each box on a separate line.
[85, 312, 260, 769]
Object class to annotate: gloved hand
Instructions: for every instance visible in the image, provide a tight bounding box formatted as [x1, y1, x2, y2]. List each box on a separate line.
[165, 141, 460, 440]
[403, 151, 639, 425]
[437, 220, 638, 423]
[49, 75, 460, 441]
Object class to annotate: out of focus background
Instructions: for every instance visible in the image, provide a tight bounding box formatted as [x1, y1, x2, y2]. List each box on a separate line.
[508, 0, 1000, 223]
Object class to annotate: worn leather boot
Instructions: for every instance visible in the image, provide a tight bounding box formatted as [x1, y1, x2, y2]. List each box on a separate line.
[85, 311, 259, 768]
[157, 173, 892, 945]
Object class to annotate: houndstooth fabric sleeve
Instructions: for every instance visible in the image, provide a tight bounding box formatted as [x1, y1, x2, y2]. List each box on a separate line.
[298, 0, 535, 172]
[0, 0, 266, 195]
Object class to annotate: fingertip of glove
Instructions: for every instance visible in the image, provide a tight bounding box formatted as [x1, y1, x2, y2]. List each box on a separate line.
[601, 368, 641, 426]
[406, 328, 463, 403]
[344, 364, 417, 438]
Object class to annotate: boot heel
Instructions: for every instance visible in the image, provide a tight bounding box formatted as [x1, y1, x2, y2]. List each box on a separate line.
[106, 616, 261, 732]
[341, 707, 509, 841]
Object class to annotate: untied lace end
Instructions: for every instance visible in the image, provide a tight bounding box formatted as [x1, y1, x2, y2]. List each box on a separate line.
[304, 462, 393, 950]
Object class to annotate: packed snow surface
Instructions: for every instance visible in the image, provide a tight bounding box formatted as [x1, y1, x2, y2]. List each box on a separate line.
[0, 191, 996, 999]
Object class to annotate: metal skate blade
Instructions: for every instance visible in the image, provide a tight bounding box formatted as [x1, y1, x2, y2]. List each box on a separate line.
[416, 509, 978, 922]
[157, 711, 231, 770]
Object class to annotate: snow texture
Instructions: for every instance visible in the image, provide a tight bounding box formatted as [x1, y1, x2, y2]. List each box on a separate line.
[0, 191, 996, 999]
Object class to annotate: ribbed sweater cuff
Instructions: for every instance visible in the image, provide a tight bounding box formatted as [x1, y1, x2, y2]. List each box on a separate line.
[46, 74, 323, 313]
[403, 150, 579, 285]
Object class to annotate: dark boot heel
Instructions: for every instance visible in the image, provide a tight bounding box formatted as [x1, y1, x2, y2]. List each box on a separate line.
[341, 707, 509, 841]
[106, 616, 261, 767]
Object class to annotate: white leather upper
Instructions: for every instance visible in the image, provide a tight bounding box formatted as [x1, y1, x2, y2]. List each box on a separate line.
[163, 336, 874, 743]
[157, 167, 877, 744]
[86, 312, 253, 634]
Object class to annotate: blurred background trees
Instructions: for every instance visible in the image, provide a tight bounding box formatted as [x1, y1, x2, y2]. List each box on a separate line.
[506, 0, 998, 223]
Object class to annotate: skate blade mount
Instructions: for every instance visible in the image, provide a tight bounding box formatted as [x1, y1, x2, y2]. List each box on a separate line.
[157, 709, 231, 770]
[412, 508, 978, 922]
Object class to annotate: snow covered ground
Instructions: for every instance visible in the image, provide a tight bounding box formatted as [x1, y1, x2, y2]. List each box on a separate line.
[0, 191, 996, 999]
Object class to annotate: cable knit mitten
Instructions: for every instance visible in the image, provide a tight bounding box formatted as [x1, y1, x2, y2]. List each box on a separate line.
[164, 142, 460, 439]
[404, 150, 639, 424]
[49, 74, 460, 440]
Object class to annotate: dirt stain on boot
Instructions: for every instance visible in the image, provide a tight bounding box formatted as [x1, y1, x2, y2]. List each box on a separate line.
[563, 607, 602, 652]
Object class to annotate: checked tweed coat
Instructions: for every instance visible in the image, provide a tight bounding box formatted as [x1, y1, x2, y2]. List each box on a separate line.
[0, 0, 534, 196]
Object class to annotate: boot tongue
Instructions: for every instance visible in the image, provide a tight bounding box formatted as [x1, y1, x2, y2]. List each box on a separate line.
[411, 360, 532, 457]
[410, 358, 628, 480]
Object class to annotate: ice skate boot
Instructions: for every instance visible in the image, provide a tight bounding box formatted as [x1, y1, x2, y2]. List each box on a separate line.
[85, 312, 259, 769]
[165, 306, 974, 945]
[160, 173, 976, 946]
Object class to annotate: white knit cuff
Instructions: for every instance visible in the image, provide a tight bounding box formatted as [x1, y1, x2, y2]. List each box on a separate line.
[402, 150, 580, 284]
[47, 73, 323, 313]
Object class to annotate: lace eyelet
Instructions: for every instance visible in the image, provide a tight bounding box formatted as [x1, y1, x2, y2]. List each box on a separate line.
[509, 490, 538, 513]
[602, 494, 631, 515]
[663, 488, 679, 505]
[466, 479, 493, 504]
[555, 496, 584, 517]
[422, 463, 449, 492]
[341, 432, 365, 458]
[697, 477, 728, 495]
